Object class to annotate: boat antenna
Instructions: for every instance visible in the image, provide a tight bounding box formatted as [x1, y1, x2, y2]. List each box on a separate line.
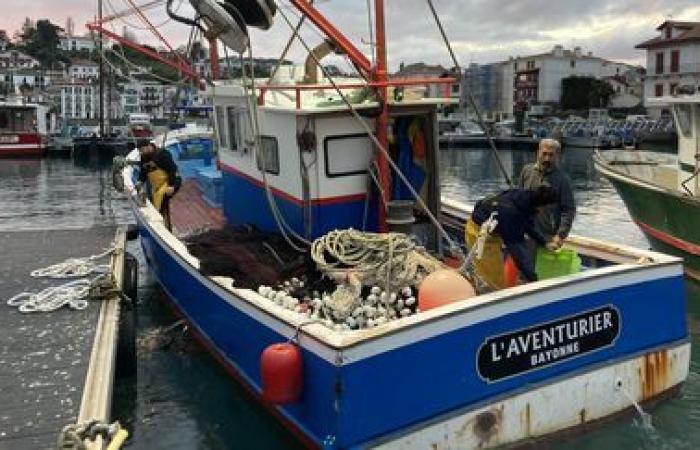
[424, 0, 513, 188]
[274, 3, 463, 258]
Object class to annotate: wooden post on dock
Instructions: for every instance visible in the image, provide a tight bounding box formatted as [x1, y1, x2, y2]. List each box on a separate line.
[77, 227, 126, 450]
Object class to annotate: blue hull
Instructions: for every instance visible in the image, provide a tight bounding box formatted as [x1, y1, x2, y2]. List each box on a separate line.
[136, 207, 688, 448]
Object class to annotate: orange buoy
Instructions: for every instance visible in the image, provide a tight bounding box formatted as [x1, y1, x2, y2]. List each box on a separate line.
[260, 342, 303, 404]
[503, 254, 519, 288]
[418, 269, 476, 311]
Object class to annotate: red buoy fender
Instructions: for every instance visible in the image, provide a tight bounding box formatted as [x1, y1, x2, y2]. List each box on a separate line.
[260, 342, 303, 404]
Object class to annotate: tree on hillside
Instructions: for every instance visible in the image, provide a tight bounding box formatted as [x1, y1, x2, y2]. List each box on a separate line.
[17, 19, 66, 69]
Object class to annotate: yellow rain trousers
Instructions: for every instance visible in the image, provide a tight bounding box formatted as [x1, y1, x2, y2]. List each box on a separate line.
[147, 168, 173, 230]
[147, 168, 170, 211]
[465, 219, 506, 290]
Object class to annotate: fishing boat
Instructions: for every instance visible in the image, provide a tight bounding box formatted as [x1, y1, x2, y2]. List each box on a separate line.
[0, 100, 49, 157]
[115, 1, 689, 448]
[594, 92, 700, 280]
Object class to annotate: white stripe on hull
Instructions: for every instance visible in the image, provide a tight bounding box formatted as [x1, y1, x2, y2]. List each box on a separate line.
[370, 342, 690, 449]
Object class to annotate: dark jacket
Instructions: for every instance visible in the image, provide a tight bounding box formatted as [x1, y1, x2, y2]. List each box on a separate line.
[472, 189, 547, 246]
[519, 163, 576, 239]
[139, 148, 180, 188]
[471, 189, 547, 281]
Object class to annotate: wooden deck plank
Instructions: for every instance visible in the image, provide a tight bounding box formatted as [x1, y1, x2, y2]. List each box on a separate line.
[170, 179, 225, 236]
[0, 227, 117, 450]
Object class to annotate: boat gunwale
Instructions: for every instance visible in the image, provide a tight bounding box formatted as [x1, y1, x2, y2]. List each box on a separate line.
[593, 150, 700, 207]
[132, 194, 683, 356]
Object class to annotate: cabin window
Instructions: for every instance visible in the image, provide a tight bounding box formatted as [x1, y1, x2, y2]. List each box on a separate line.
[673, 104, 693, 138]
[256, 136, 279, 175]
[215, 106, 228, 148]
[324, 134, 371, 178]
[226, 106, 239, 152]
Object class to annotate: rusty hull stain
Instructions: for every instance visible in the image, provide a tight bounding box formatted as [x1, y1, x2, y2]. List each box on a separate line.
[641, 349, 670, 400]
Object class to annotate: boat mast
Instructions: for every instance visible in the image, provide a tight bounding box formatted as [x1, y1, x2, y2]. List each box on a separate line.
[374, 0, 390, 231]
[208, 38, 219, 80]
[98, 0, 105, 138]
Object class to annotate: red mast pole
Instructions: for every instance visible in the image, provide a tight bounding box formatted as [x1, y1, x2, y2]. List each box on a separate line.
[374, 0, 390, 232]
[209, 38, 220, 80]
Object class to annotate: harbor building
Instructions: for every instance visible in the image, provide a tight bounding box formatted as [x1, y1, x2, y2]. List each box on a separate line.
[460, 46, 638, 120]
[59, 34, 98, 53]
[635, 20, 700, 117]
[66, 60, 99, 81]
[462, 62, 504, 120]
[500, 45, 637, 117]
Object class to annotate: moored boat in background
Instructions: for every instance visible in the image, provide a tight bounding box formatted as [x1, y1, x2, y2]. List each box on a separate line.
[594, 92, 700, 280]
[0, 101, 49, 157]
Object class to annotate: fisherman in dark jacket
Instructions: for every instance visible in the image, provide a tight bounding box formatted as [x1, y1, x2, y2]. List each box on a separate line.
[470, 186, 558, 282]
[519, 138, 576, 250]
[137, 139, 180, 230]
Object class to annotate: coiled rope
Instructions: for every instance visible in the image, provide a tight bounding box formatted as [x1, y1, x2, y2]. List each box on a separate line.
[6, 246, 117, 313]
[58, 420, 128, 450]
[311, 229, 443, 292]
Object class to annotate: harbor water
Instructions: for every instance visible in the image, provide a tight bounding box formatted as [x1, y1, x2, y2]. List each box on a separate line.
[0, 147, 698, 449]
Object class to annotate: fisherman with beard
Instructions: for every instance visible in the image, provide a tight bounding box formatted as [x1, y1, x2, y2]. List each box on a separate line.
[519, 139, 576, 250]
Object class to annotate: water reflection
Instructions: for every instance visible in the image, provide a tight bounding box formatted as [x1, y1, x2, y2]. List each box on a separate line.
[0, 157, 132, 232]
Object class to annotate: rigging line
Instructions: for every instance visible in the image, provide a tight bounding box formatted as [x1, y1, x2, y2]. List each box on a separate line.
[267, 0, 314, 84]
[278, 0, 370, 83]
[102, 18, 189, 85]
[274, 3, 462, 255]
[424, 0, 512, 188]
[366, 0, 375, 66]
[106, 1, 192, 84]
[242, 48, 311, 250]
[122, 0, 192, 73]
[104, 0, 181, 31]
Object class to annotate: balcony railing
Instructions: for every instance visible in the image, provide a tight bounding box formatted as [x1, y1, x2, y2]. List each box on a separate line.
[647, 63, 700, 76]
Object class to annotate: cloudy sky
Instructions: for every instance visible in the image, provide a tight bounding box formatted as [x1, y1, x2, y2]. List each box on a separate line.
[2, 0, 699, 71]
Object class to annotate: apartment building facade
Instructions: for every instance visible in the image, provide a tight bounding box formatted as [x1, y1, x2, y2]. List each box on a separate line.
[636, 21, 700, 117]
[500, 45, 637, 117]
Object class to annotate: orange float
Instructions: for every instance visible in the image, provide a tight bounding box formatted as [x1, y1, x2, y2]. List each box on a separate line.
[503, 254, 519, 288]
[418, 269, 476, 311]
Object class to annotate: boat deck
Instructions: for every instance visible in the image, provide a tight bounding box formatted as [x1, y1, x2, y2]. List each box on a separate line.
[170, 179, 225, 237]
[0, 227, 124, 450]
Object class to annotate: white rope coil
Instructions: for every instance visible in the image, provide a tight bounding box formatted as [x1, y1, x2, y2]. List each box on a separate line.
[30, 246, 114, 279]
[7, 245, 116, 313]
[311, 229, 443, 292]
[8, 278, 94, 313]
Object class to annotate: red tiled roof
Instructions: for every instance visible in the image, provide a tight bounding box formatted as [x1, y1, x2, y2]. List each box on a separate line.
[636, 21, 700, 49]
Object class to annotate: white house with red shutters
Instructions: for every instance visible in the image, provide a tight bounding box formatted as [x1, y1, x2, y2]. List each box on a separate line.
[636, 20, 700, 116]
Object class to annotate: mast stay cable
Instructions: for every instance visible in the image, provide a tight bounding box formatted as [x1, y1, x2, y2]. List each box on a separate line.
[424, 0, 513, 187]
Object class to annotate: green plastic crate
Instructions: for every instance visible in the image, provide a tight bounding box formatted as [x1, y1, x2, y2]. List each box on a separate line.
[536, 248, 581, 280]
